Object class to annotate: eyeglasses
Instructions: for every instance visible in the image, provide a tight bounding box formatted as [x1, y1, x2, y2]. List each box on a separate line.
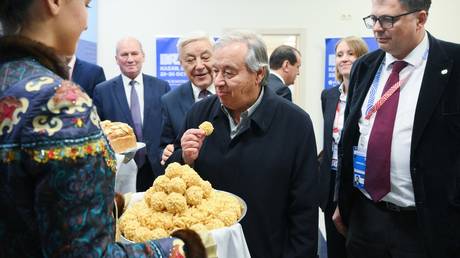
[363, 9, 421, 29]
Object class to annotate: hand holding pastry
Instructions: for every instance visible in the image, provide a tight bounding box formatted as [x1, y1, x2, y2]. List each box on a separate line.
[181, 129, 206, 165]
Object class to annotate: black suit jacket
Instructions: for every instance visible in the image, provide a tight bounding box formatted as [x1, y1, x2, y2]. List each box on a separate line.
[93, 74, 170, 176]
[159, 81, 195, 151]
[267, 73, 292, 101]
[338, 33, 460, 257]
[72, 58, 105, 98]
[167, 88, 319, 258]
[319, 86, 341, 210]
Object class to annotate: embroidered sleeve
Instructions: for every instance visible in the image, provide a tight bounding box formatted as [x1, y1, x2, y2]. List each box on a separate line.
[1, 77, 186, 257]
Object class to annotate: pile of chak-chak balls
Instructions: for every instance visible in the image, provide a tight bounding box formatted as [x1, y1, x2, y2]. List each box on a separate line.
[119, 161, 244, 242]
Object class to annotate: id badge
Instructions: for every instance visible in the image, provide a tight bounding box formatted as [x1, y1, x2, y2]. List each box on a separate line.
[331, 144, 338, 171]
[353, 147, 366, 190]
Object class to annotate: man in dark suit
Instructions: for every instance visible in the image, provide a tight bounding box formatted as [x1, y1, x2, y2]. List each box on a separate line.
[266, 45, 301, 101]
[68, 55, 106, 98]
[93, 37, 170, 192]
[160, 32, 214, 165]
[166, 31, 319, 258]
[335, 0, 460, 257]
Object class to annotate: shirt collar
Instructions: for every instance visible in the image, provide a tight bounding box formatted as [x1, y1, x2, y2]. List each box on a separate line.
[270, 71, 286, 85]
[384, 31, 429, 69]
[221, 87, 265, 124]
[122, 73, 144, 86]
[67, 55, 76, 70]
[338, 82, 347, 102]
[191, 82, 216, 100]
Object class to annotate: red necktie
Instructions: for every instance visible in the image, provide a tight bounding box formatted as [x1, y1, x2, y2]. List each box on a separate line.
[365, 61, 408, 201]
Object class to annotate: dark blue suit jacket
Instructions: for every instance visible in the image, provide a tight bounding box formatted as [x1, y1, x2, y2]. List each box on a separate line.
[93, 74, 170, 176]
[339, 33, 460, 257]
[267, 73, 292, 101]
[160, 81, 195, 151]
[72, 58, 105, 98]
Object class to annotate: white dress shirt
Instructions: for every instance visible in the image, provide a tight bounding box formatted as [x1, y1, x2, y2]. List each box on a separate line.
[358, 32, 429, 207]
[67, 55, 76, 79]
[122, 73, 145, 123]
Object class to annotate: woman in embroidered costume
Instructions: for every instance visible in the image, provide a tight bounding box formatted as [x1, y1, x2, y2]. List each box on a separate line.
[0, 1, 205, 257]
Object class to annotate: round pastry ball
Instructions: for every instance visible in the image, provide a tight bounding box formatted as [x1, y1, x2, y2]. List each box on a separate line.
[165, 162, 184, 179]
[167, 177, 187, 194]
[165, 192, 187, 214]
[152, 175, 170, 192]
[185, 185, 204, 206]
[145, 191, 167, 211]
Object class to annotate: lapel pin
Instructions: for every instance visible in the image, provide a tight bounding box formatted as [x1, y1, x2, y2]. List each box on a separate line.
[441, 69, 448, 75]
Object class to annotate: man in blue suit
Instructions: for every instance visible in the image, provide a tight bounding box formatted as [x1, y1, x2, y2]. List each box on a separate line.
[93, 37, 170, 191]
[160, 32, 214, 164]
[68, 55, 106, 98]
[267, 45, 301, 101]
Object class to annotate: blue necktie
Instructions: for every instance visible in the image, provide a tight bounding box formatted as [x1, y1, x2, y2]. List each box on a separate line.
[129, 80, 145, 167]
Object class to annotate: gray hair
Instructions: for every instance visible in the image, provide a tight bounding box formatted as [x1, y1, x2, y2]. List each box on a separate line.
[176, 31, 214, 57]
[115, 36, 144, 55]
[214, 30, 269, 86]
[398, 0, 431, 12]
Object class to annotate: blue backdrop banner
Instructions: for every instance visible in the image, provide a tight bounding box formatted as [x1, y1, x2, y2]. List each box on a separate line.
[324, 37, 379, 89]
[156, 37, 188, 89]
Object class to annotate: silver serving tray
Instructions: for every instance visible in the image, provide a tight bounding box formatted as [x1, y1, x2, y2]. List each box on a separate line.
[119, 190, 246, 244]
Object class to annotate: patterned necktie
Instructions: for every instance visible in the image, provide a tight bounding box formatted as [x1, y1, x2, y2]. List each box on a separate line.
[365, 60, 408, 201]
[129, 80, 145, 167]
[198, 89, 211, 99]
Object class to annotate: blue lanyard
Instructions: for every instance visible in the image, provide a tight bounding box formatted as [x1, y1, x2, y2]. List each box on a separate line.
[365, 63, 384, 115]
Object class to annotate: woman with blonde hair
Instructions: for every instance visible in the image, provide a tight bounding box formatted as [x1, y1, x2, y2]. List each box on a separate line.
[0, 0, 204, 257]
[319, 36, 368, 258]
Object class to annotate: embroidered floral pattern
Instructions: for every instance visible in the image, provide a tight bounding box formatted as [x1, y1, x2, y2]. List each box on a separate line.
[0, 96, 29, 136]
[25, 76, 54, 92]
[90, 106, 101, 127]
[1, 134, 116, 172]
[32, 115, 63, 136]
[47, 80, 92, 114]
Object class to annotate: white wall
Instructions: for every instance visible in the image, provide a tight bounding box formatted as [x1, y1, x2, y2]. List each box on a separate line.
[97, 0, 460, 151]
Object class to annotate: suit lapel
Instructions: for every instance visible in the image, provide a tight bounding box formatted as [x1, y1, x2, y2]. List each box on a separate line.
[347, 51, 385, 131]
[72, 58, 82, 82]
[411, 34, 452, 154]
[324, 87, 341, 139]
[113, 75, 134, 125]
[179, 82, 195, 116]
[143, 74, 153, 132]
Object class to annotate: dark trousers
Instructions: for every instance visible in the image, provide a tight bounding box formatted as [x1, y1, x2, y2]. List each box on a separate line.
[346, 193, 427, 258]
[325, 172, 347, 258]
[136, 159, 155, 192]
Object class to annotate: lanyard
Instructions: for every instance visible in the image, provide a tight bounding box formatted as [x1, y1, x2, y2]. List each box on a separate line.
[364, 49, 428, 120]
[365, 75, 410, 120]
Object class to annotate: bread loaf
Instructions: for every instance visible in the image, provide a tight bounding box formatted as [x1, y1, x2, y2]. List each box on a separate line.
[100, 120, 137, 153]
